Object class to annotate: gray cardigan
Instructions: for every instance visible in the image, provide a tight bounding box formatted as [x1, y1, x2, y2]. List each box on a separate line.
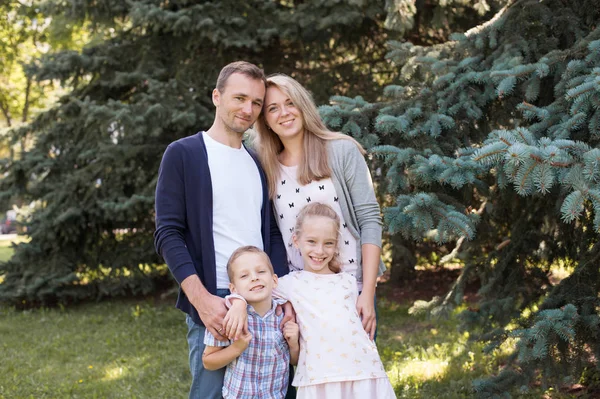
[274, 138, 386, 283]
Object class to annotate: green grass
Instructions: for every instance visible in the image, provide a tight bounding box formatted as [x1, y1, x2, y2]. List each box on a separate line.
[0, 235, 27, 263]
[0, 240, 579, 398]
[0, 300, 190, 398]
[0, 296, 578, 399]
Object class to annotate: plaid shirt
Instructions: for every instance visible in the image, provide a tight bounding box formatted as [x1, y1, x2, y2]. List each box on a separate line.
[204, 300, 290, 399]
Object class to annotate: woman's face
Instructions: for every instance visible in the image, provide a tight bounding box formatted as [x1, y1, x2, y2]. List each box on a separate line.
[264, 86, 304, 142]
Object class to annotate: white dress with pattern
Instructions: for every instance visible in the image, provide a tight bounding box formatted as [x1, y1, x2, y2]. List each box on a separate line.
[274, 271, 396, 398]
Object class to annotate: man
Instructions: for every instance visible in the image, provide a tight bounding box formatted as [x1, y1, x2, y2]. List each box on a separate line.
[154, 61, 289, 399]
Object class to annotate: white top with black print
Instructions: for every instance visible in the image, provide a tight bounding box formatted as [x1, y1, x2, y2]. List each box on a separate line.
[273, 164, 360, 291]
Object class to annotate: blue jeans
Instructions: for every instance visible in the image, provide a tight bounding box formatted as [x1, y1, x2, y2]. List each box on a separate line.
[186, 288, 230, 399]
[185, 289, 296, 399]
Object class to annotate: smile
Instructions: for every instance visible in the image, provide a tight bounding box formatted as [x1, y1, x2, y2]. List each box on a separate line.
[250, 285, 265, 291]
[310, 256, 326, 263]
[280, 119, 294, 126]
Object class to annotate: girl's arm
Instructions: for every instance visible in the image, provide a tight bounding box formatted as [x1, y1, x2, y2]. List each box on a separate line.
[202, 332, 252, 370]
[283, 320, 300, 365]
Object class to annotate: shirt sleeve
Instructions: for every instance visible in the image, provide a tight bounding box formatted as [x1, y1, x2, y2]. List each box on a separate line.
[273, 274, 292, 301]
[340, 140, 383, 248]
[203, 329, 231, 347]
[153, 142, 197, 284]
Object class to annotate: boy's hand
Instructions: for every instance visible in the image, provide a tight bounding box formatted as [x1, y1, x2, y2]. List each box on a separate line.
[231, 331, 252, 354]
[283, 321, 299, 348]
[224, 300, 248, 340]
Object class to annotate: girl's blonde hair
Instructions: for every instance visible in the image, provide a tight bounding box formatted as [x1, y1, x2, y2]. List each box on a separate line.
[254, 74, 365, 199]
[294, 203, 342, 274]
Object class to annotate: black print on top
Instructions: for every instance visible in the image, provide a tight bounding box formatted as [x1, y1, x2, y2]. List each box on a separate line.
[289, 203, 295, 208]
[289, 227, 294, 233]
[345, 240, 349, 245]
[349, 259, 355, 264]
[277, 194, 281, 199]
[288, 242, 293, 247]
[296, 188, 300, 193]
[281, 180, 286, 185]
[306, 197, 311, 203]
[280, 214, 284, 219]
[319, 185, 325, 190]
[343, 223, 347, 228]
[334, 197, 338, 202]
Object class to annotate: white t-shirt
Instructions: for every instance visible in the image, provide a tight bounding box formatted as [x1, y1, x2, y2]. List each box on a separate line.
[204, 133, 263, 289]
[273, 164, 360, 289]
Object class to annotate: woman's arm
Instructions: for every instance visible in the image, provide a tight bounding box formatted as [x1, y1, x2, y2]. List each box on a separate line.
[357, 243, 380, 339]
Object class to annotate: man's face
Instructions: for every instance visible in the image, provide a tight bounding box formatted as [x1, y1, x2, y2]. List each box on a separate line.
[213, 73, 265, 134]
[229, 252, 278, 304]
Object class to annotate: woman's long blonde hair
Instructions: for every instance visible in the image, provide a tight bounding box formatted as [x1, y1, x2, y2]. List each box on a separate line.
[253, 74, 365, 199]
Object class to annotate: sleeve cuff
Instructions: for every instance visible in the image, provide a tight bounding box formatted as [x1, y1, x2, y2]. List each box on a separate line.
[224, 293, 247, 309]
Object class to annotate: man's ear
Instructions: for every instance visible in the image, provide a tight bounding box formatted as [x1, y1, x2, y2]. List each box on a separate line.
[212, 88, 221, 107]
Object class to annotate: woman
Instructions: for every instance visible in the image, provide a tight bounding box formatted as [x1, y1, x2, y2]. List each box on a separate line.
[254, 74, 385, 339]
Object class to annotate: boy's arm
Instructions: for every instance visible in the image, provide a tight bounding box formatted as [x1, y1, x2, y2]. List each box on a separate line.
[202, 335, 251, 370]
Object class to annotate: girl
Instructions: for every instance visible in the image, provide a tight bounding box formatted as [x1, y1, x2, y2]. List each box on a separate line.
[228, 203, 396, 398]
[253, 73, 386, 339]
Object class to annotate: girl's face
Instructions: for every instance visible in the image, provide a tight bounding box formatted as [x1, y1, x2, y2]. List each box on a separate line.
[264, 86, 304, 142]
[293, 216, 338, 274]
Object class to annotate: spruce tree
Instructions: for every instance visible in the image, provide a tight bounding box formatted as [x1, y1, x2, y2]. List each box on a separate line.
[0, 0, 400, 304]
[322, 0, 600, 395]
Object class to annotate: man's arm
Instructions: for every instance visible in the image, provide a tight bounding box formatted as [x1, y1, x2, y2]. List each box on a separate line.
[182, 275, 228, 340]
[202, 332, 252, 370]
[154, 143, 227, 340]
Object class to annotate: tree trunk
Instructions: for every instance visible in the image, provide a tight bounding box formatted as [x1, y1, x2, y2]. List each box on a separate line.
[389, 235, 417, 284]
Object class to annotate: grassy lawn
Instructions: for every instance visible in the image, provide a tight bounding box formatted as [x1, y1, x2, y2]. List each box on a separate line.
[0, 235, 27, 263]
[0, 242, 577, 398]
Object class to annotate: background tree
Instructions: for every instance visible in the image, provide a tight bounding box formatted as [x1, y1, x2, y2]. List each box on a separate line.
[322, 0, 600, 395]
[0, 0, 503, 304]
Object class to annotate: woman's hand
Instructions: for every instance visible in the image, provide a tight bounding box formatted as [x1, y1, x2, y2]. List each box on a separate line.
[356, 291, 376, 340]
[223, 300, 248, 340]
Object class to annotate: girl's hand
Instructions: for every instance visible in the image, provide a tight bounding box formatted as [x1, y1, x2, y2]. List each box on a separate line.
[356, 292, 376, 340]
[283, 321, 300, 347]
[278, 302, 297, 329]
[223, 300, 248, 340]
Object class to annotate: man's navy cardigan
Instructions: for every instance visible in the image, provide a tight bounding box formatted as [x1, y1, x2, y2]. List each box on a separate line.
[154, 132, 288, 325]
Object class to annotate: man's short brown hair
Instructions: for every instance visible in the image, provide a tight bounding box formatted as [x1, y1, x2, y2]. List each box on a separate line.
[227, 245, 274, 281]
[216, 61, 266, 93]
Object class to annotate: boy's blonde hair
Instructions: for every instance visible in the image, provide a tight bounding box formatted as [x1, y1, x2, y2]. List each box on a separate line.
[294, 203, 342, 274]
[227, 246, 274, 280]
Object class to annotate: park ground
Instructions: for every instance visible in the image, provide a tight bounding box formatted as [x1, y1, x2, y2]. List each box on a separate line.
[0, 237, 590, 398]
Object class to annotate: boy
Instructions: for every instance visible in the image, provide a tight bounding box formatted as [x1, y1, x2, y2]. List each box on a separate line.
[203, 246, 300, 399]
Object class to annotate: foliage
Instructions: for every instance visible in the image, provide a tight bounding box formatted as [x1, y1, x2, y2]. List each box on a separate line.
[321, 0, 600, 395]
[0, 0, 399, 305]
[0, 0, 504, 305]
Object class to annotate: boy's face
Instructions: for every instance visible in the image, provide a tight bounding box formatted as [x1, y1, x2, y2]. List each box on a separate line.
[229, 252, 278, 304]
